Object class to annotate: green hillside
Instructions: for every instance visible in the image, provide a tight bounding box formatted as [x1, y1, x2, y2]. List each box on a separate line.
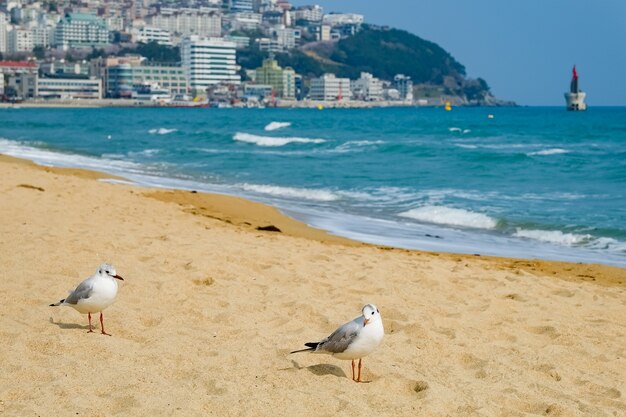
[238, 25, 502, 104]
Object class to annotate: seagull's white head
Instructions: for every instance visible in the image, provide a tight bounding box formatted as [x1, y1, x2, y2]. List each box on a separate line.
[362, 303, 381, 326]
[97, 263, 124, 281]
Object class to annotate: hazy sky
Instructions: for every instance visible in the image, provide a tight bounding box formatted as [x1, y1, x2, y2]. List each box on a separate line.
[291, 0, 626, 106]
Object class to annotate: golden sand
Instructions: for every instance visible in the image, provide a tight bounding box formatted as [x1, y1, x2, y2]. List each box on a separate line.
[0, 154, 625, 416]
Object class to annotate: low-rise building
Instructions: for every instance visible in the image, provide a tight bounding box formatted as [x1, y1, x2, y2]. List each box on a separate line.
[351, 72, 383, 101]
[134, 26, 172, 46]
[253, 57, 295, 98]
[309, 73, 350, 101]
[294, 5, 323, 23]
[393, 74, 413, 102]
[229, 12, 262, 31]
[269, 26, 300, 50]
[106, 61, 187, 97]
[37, 76, 103, 99]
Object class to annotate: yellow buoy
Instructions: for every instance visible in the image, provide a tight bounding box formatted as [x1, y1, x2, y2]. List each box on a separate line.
[317, 104, 324, 110]
[444, 101, 452, 111]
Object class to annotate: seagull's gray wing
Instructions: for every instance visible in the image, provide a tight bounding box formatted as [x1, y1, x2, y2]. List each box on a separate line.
[318, 318, 362, 354]
[63, 279, 94, 305]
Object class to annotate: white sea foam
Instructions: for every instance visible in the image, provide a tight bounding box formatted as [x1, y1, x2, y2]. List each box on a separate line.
[233, 132, 326, 147]
[463, 129, 471, 134]
[264, 121, 291, 131]
[0, 138, 143, 173]
[513, 228, 591, 246]
[449, 127, 462, 132]
[128, 149, 160, 157]
[241, 183, 340, 201]
[149, 128, 177, 135]
[399, 205, 498, 230]
[455, 144, 478, 149]
[527, 148, 570, 156]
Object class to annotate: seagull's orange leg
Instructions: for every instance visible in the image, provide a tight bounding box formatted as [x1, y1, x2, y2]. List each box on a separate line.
[100, 312, 111, 336]
[357, 358, 363, 382]
[351, 360, 355, 381]
[87, 312, 94, 333]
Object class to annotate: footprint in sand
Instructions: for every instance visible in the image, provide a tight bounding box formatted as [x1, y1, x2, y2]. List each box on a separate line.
[412, 380, 429, 399]
[527, 325, 560, 339]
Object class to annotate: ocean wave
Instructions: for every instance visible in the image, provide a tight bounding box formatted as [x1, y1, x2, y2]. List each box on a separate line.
[233, 132, 326, 147]
[513, 228, 592, 246]
[264, 121, 291, 131]
[0, 138, 143, 172]
[527, 148, 570, 156]
[241, 183, 340, 201]
[128, 149, 160, 157]
[334, 140, 385, 152]
[448, 127, 471, 134]
[149, 128, 177, 135]
[399, 205, 498, 230]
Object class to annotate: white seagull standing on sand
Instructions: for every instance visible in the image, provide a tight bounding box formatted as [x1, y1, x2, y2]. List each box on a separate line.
[50, 263, 124, 336]
[291, 304, 384, 382]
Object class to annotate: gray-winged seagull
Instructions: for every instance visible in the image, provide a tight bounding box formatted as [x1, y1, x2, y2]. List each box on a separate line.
[50, 263, 124, 335]
[291, 304, 384, 382]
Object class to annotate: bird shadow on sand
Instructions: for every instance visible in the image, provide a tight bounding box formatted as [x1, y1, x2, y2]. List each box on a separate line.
[49, 317, 91, 331]
[290, 360, 347, 379]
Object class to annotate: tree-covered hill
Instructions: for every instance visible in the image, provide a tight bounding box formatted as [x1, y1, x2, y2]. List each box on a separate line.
[239, 25, 508, 105]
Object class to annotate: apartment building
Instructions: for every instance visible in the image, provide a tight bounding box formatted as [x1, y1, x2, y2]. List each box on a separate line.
[54, 13, 110, 48]
[8, 28, 34, 53]
[146, 10, 221, 38]
[181, 36, 240, 93]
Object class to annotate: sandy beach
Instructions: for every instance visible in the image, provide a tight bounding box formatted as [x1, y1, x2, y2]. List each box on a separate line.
[0, 154, 625, 416]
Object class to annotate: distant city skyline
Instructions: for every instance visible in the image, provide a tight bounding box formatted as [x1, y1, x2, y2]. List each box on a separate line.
[292, 0, 626, 106]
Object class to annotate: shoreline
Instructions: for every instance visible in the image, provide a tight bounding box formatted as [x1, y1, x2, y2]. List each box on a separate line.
[1, 153, 625, 415]
[2, 153, 624, 287]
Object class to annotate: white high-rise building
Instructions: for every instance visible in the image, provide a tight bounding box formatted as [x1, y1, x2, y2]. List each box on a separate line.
[0, 12, 7, 54]
[31, 25, 53, 48]
[309, 73, 350, 101]
[8, 28, 34, 53]
[54, 13, 110, 48]
[181, 36, 240, 92]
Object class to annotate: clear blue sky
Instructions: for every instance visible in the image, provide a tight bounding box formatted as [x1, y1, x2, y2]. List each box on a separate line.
[291, 0, 626, 106]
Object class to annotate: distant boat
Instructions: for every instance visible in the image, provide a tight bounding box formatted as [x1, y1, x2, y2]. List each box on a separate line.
[564, 66, 587, 111]
[170, 94, 209, 108]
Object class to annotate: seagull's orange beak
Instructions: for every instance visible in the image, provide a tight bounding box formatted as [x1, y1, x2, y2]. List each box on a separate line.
[363, 318, 369, 326]
[113, 274, 124, 281]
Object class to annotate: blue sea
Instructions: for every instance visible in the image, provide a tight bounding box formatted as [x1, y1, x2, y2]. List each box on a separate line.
[1, 106, 625, 267]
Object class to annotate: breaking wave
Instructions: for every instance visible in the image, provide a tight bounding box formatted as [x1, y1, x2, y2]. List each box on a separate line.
[233, 132, 326, 147]
[399, 205, 498, 230]
[241, 183, 340, 201]
[149, 128, 177, 135]
[527, 148, 570, 156]
[264, 122, 291, 131]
